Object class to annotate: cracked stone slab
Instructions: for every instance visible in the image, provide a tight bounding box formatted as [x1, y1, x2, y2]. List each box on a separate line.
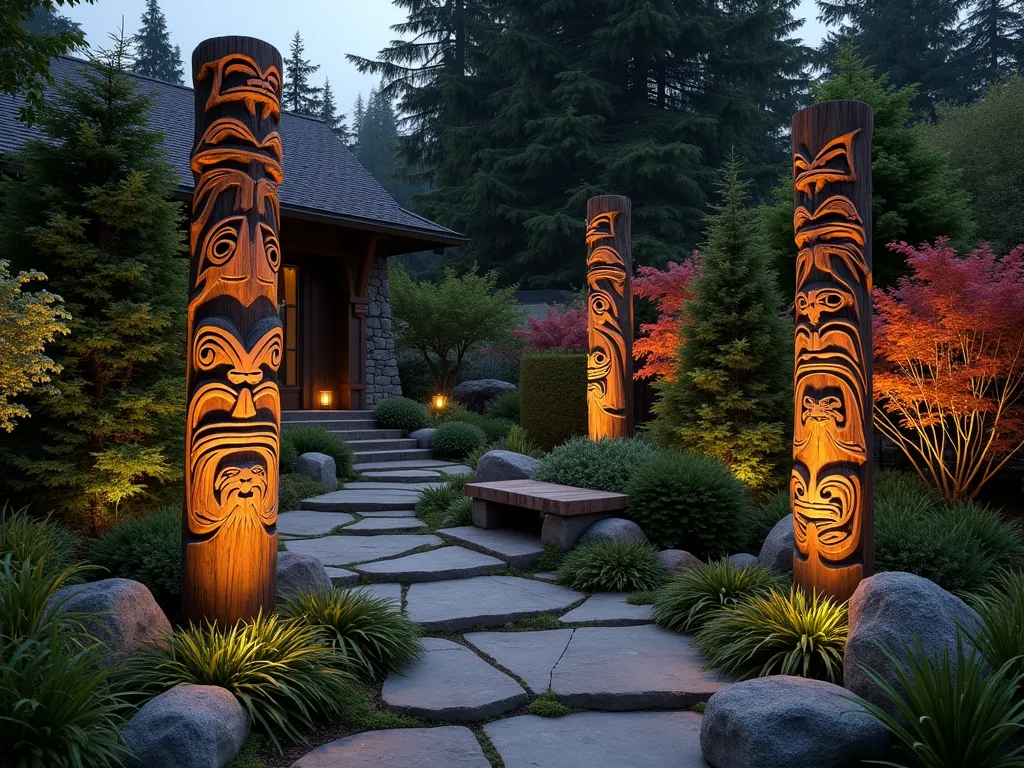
[552, 625, 728, 709]
[337, 517, 428, 534]
[277, 511, 354, 537]
[559, 592, 653, 626]
[382, 637, 527, 722]
[324, 567, 359, 586]
[406, 575, 583, 631]
[291, 726, 491, 768]
[302, 489, 422, 512]
[356, 546, 505, 583]
[351, 583, 402, 605]
[484, 711, 709, 768]
[438, 526, 544, 568]
[353, 459, 463, 471]
[284, 534, 442, 566]
[464, 629, 573, 695]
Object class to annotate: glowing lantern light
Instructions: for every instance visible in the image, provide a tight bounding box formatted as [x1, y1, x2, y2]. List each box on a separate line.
[318, 390, 333, 409]
[432, 394, 448, 411]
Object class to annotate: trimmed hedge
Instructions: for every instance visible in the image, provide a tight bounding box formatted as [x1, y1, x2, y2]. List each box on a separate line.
[520, 352, 587, 450]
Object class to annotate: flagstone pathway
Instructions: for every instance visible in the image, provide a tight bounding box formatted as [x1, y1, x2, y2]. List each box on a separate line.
[281, 454, 717, 768]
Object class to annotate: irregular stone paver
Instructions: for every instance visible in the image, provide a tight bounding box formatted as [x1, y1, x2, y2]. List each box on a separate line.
[484, 711, 709, 768]
[438, 526, 544, 568]
[437, 464, 473, 475]
[363, 469, 445, 482]
[354, 509, 418, 518]
[276, 511, 354, 537]
[324, 567, 359, 586]
[559, 592, 653, 626]
[382, 638, 527, 721]
[552, 625, 727, 709]
[464, 629, 573, 694]
[353, 459, 462, 471]
[356, 546, 504, 583]
[351, 583, 403, 604]
[533, 571, 558, 583]
[406, 575, 582, 631]
[302, 489, 420, 512]
[337, 517, 427, 534]
[291, 726, 490, 768]
[343, 482, 439, 492]
[284, 534, 441, 566]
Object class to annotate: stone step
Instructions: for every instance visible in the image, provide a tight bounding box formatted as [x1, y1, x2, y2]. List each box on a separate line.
[323, 428, 401, 440]
[284, 533, 443, 567]
[336, 517, 428, 535]
[353, 459, 465, 471]
[437, 526, 544, 569]
[282, 410, 375, 422]
[291, 726, 491, 768]
[347, 438, 419, 452]
[355, 545, 506, 583]
[559, 592, 653, 626]
[352, 448, 434, 463]
[277, 510, 355, 537]
[302, 488, 422, 512]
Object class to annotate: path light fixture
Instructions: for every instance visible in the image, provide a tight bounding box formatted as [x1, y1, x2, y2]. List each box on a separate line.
[432, 394, 448, 411]
[318, 390, 333, 409]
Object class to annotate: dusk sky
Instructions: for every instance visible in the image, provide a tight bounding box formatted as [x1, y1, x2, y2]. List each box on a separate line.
[66, 0, 829, 125]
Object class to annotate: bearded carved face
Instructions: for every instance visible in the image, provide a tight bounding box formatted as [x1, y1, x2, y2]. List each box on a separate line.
[214, 460, 269, 525]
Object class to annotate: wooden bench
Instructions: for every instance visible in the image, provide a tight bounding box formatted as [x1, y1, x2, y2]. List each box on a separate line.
[464, 479, 630, 551]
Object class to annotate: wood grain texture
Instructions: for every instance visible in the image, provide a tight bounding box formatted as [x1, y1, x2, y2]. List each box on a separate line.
[183, 37, 283, 625]
[465, 479, 630, 516]
[586, 195, 634, 440]
[790, 100, 875, 601]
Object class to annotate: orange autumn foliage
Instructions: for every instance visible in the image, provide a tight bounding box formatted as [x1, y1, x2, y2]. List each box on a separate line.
[633, 255, 701, 380]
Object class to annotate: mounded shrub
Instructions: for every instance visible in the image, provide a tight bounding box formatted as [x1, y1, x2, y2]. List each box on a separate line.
[625, 451, 751, 555]
[374, 396, 428, 434]
[534, 437, 655, 494]
[431, 421, 487, 460]
[557, 540, 669, 593]
[280, 425, 354, 480]
[489, 389, 520, 422]
[279, 474, 327, 513]
[519, 352, 587, 450]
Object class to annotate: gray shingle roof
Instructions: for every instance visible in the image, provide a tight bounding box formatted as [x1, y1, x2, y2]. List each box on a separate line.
[0, 56, 466, 247]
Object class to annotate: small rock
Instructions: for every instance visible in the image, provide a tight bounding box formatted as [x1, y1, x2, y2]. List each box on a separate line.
[276, 552, 331, 599]
[659, 550, 701, 573]
[453, 379, 516, 414]
[295, 452, 338, 491]
[579, 518, 647, 546]
[47, 578, 170, 662]
[122, 684, 249, 768]
[845, 571, 981, 714]
[410, 428, 437, 449]
[727, 553, 759, 569]
[474, 450, 541, 483]
[758, 515, 794, 573]
[700, 676, 890, 768]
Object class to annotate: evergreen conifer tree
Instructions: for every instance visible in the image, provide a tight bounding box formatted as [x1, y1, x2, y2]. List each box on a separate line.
[319, 77, 348, 140]
[652, 155, 791, 492]
[283, 31, 321, 116]
[959, 0, 1024, 93]
[351, 93, 365, 151]
[356, 89, 400, 196]
[131, 0, 183, 84]
[0, 38, 187, 533]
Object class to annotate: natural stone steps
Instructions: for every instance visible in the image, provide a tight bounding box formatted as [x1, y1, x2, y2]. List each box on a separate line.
[353, 459, 466, 471]
[352, 448, 434, 463]
[323, 428, 402, 440]
[354, 545, 505, 583]
[282, 410, 374, 422]
[284, 534, 442, 567]
[437, 526, 544, 569]
[347, 438, 419, 452]
[302, 489, 421, 512]
[335, 517, 427, 535]
[277, 511, 355, 537]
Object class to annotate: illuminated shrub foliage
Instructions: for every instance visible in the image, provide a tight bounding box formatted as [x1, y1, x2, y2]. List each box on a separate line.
[535, 437, 655, 494]
[520, 352, 587, 450]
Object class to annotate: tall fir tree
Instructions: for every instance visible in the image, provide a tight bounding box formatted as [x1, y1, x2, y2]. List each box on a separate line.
[651, 155, 791, 492]
[357, 88, 415, 204]
[351, 93, 365, 151]
[0, 38, 187, 533]
[131, 0, 183, 84]
[283, 30, 321, 116]
[959, 0, 1024, 93]
[319, 78, 348, 140]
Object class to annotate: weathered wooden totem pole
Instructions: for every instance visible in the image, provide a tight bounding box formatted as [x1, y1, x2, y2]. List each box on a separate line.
[183, 37, 283, 624]
[790, 100, 874, 601]
[586, 195, 634, 441]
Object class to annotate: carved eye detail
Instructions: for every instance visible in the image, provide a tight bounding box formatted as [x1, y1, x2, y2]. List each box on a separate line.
[819, 396, 842, 410]
[203, 218, 242, 268]
[260, 224, 280, 272]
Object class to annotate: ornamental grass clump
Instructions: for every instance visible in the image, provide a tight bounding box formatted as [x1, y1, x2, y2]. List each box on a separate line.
[416, 474, 472, 530]
[652, 558, 784, 633]
[0, 504, 80, 576]
[694, 588, 848, 683]
[968, 569, 1024, 685]
[557, 540, 669, 593]
[278, 588, 423, 681]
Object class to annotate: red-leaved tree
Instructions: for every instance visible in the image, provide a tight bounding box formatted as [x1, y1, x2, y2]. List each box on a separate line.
[633, 255, 702, 380]
[516, 305, 587, 352]
[874, 239, 1024, 500]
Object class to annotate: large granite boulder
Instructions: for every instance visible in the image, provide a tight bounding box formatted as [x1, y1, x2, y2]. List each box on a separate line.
[277, 552, 331, 599]
[700, 676, 890, 768]
[758, 515, 794, 573]
[727, 553, 759, 569]
[453, 379, 516, 414]
[475, 450, 541, 483]
[845, 571, 981, 713]
[295, 452, 338, 491]
[659, 549, 701, 573]
[122, 684, 249, 768]
[47, 578, 170, 661]
[579, 518, 647, 546]
[410, 428, 437, 449]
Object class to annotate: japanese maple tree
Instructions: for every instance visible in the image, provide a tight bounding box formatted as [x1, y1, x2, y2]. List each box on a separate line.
[633, 256, 701, 380]
[874, 239, 1024, 500]
[516, 305, 587, 352]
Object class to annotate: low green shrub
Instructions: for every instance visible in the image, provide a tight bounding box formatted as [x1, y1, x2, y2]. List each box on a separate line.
[625, 451, 751, 556]
[129, 613, 354, 750]
[280, 425, 355, 480]
[527, 691, 578, 717]
[534, 437, 655, 494]
[520, 352, 587, 450]
[652, 559, 784, 633]
[458, 412, 513, 443]
[557, 540, 669, 593]
[280, 436, 298, 474]
[89, 510, 181, 616]
[279, 474, 327, 513]
[489, 389, 520, 422]
[695, 588, 848, 682]
[0, 504, 80, 575]
[374, 396, 428, 434]
[427, 401, 473, 427]
[432, 421, 488, 460]
[968, 569, 1024, 685]
[743, 490, 790, 554]
[278, 588, 423, 681]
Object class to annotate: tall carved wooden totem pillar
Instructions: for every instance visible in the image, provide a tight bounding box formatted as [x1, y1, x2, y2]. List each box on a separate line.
[791, 101, 874, 601]
[586, 195, 634, 441]
[183, 37, 283, 624]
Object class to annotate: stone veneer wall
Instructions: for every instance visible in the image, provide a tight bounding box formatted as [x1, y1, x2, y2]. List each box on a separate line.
[365, 254, 402, 406]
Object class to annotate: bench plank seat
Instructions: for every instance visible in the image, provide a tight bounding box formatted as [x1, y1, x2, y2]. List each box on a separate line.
[464, 480, 630, 517]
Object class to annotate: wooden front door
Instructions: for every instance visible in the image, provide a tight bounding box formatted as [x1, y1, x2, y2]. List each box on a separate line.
[278, 264, 302, 410]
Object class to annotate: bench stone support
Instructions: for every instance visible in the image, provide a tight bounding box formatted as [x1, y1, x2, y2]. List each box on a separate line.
[471, 499, 524, 530]
[541, 512, 615, 552]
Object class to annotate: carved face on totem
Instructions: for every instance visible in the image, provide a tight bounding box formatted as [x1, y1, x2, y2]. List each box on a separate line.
[198, 53, 282, 120]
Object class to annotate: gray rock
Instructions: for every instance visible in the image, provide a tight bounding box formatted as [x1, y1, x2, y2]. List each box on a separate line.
[559, 592, 653, 626]
[660, 549, 702, 572]
[355, 545, 504, 583]
[757, 514, 794, 573]
[409, 428, 437, 449]
[382, 637, 528, 721]
[700, 676, 889, 768]
[464, 629, 573, 694]
[727, 553, 759, 569]
[284, 534, 442, 566]
[277, 510, 354, 537]
[579, 517, 647, 546]
[292, 726, 491, 768]
[295, 452, 338, 491]
[845, 571, 981, 714]
[276, 552, 331, 598]
[474, 450, 542, 483]
[439, 525, 544, 568]
[453, 379, 516, 413]
[47, 578, 170, 661]
[122, 684, 249, 768]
